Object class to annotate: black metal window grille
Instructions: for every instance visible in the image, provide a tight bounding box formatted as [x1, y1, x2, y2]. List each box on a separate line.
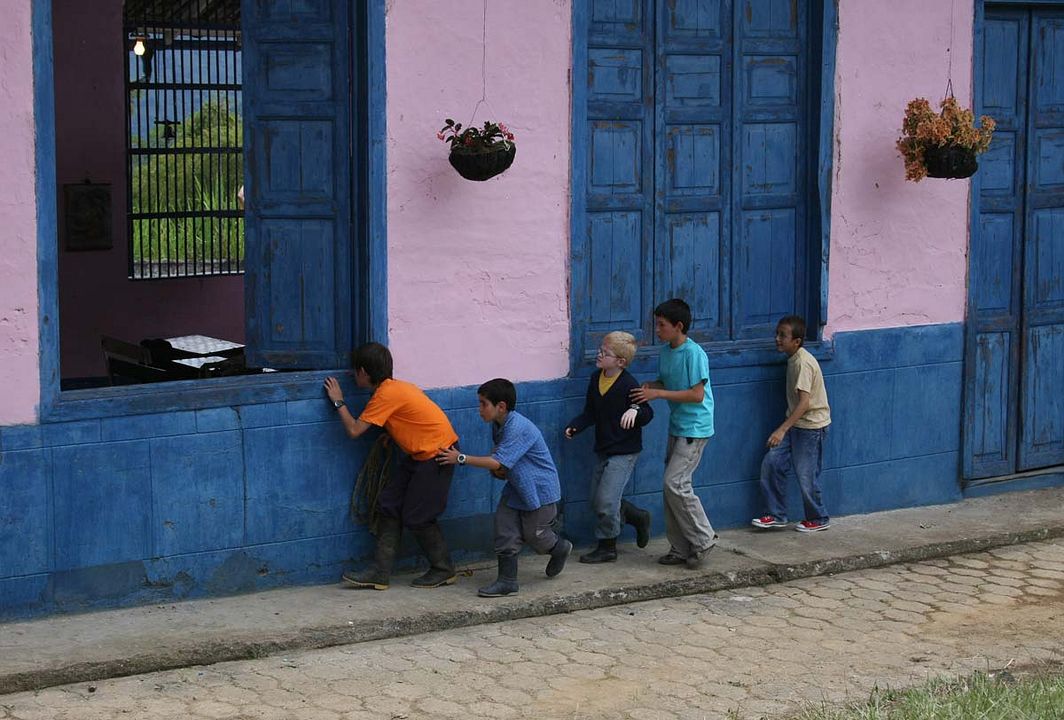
[124, 4, 243, 279]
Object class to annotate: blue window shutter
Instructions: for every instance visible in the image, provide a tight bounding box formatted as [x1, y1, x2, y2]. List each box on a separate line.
[655, 0, 732, 344]
[242, 0, 352, 369]
[574, 0, 816, 356]
[731, 0, 807, 340]
[573, 0, 657, 360]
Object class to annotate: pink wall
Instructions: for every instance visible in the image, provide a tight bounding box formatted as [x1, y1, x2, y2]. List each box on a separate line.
[0, 0, 982, 422]
[53, 0, 244, 380]
[0, 0, 40, 424]
[384, 0, 572, 388]
[825, 0, 973, 337]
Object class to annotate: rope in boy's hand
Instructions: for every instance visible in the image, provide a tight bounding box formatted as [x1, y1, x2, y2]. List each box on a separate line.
[351, 434, 393, 535]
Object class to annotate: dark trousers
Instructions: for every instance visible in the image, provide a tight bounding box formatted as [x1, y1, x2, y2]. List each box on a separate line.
[494, 501, 559, 556]
[377, 450, 454, 530]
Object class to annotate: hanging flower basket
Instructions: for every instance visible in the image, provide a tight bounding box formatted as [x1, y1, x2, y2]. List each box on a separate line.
[924, 144, 979, 179]
[448, 142, 517, 182]
[438, 119, 517, 182]
[896, 97, 995, 182]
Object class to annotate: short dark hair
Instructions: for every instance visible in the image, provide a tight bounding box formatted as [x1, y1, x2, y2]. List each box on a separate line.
[653, 298, 693, 334]
[352, 342, 393, 385]
[478, 378, 517, 411]
[777, 315, 807, 347]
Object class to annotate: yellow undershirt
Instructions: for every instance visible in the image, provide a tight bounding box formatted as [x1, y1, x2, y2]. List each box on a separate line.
[598, 371, 620, 396]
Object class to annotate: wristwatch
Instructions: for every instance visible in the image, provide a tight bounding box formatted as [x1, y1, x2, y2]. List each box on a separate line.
[456, 453, 467, 465]
[332, 399, 345, 410]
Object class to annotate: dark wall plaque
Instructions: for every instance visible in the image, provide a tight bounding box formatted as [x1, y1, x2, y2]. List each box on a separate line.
[64, 183, 113, 251]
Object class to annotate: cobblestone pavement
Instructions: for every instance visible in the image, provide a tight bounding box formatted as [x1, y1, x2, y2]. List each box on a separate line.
[3, 539, 1063, 720]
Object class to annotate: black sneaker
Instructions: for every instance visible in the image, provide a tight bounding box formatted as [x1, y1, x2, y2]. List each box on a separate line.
[685, 544, 715, 569]
[657, 552, 686, 566]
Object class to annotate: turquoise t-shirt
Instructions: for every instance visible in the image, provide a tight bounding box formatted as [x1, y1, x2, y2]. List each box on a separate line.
[658, 338, 715, 438]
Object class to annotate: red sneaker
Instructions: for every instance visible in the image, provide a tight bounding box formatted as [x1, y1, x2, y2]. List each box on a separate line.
[795, 520, 830, 533]
[751, 515, 788, 529]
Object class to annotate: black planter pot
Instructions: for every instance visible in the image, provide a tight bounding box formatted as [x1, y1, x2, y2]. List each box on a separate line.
[924, 144, 979, 179]
[448, 143, 516, 181]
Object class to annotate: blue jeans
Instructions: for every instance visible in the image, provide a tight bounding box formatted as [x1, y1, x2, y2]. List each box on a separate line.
[588, 453, 639, 539]
[759, 427, 829, 523]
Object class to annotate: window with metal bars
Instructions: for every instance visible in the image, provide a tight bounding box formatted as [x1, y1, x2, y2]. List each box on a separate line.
[124, 1, 243, 279]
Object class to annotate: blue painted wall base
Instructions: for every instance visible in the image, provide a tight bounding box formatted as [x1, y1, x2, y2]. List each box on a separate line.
[0, 323, 1017, 620]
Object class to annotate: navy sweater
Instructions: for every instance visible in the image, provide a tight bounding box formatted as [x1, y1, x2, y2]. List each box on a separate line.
[566, 369, 654, 456]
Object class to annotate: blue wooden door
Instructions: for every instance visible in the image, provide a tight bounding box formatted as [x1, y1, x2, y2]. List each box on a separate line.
[1019, 9, 1064, 470]
[655, 0, 732, 344]
[728, 0, 808, 341]
[241, 0, 353, 369]
[967, 6, 1064, 479]
[574, 0, 808, 357]
[581, 1, 657, 353]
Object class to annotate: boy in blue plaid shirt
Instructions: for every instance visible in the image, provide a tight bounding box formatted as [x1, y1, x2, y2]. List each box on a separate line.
[437, 378, 572, 597]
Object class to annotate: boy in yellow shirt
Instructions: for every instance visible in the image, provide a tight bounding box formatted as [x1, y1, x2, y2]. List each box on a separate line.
[751, 316, 832, 533]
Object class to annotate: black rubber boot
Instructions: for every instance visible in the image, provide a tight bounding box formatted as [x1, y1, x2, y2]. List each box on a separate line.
[342, 516, 401, 590]
[621, 500, 651, 548]
[478, 554, 519, 597]
[579, 538, 618, 564]
[410, 523, 457, 588]
[545, 538, 572, 577]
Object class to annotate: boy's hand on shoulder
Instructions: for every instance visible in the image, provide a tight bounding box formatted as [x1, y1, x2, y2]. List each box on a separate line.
[620, 407, 639, 429]
[630, 384, 656, 404]
[323, 376, 343, 403]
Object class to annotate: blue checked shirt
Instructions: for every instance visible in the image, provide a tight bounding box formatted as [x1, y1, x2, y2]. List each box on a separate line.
[491, 411, 562, 511]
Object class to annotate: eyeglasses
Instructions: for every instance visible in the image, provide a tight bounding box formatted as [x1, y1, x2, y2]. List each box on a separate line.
[596, 349, 619, 358]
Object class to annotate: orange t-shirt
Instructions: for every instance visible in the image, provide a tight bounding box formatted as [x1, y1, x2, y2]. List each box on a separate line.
[359, 379, 459, 460]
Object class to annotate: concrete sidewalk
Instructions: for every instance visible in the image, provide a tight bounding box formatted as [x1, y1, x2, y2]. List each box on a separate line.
[2, 486, 1063, 695]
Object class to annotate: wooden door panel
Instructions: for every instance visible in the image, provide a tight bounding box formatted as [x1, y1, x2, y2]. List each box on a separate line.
[242, 0, 352, 369]
[1019, 10, 1064, 471]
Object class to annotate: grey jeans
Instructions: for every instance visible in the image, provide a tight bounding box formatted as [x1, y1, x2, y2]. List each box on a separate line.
[494, 501, 559, 556]
[589, 452, 640, 539]
[662, 436, 717, 557]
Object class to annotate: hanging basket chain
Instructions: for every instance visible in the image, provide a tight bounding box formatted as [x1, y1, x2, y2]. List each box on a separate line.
[468, 0, 501, 130]
[943, 0, 955, 100]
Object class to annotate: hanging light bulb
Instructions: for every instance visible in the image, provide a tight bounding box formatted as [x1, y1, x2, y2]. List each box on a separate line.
[133, 36, 147, 56]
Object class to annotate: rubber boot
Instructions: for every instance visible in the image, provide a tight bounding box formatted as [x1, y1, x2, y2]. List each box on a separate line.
[621, 499, 651, 548]
[579, 538, 618, 564]
[478, 554, 519, 597]
[545, 538, 572, 577]
[342, 516, 401, 590]
[410, 523, 457, 588]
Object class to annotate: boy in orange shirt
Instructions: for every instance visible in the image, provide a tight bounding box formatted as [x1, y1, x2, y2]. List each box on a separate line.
[324, 343, 460, 590]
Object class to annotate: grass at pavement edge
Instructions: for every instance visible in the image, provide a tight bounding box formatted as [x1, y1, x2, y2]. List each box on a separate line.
[786, 668, 1064, 720]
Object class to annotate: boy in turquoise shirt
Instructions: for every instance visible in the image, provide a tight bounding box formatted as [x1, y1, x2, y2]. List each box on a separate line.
[631, 298, 718, 568]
